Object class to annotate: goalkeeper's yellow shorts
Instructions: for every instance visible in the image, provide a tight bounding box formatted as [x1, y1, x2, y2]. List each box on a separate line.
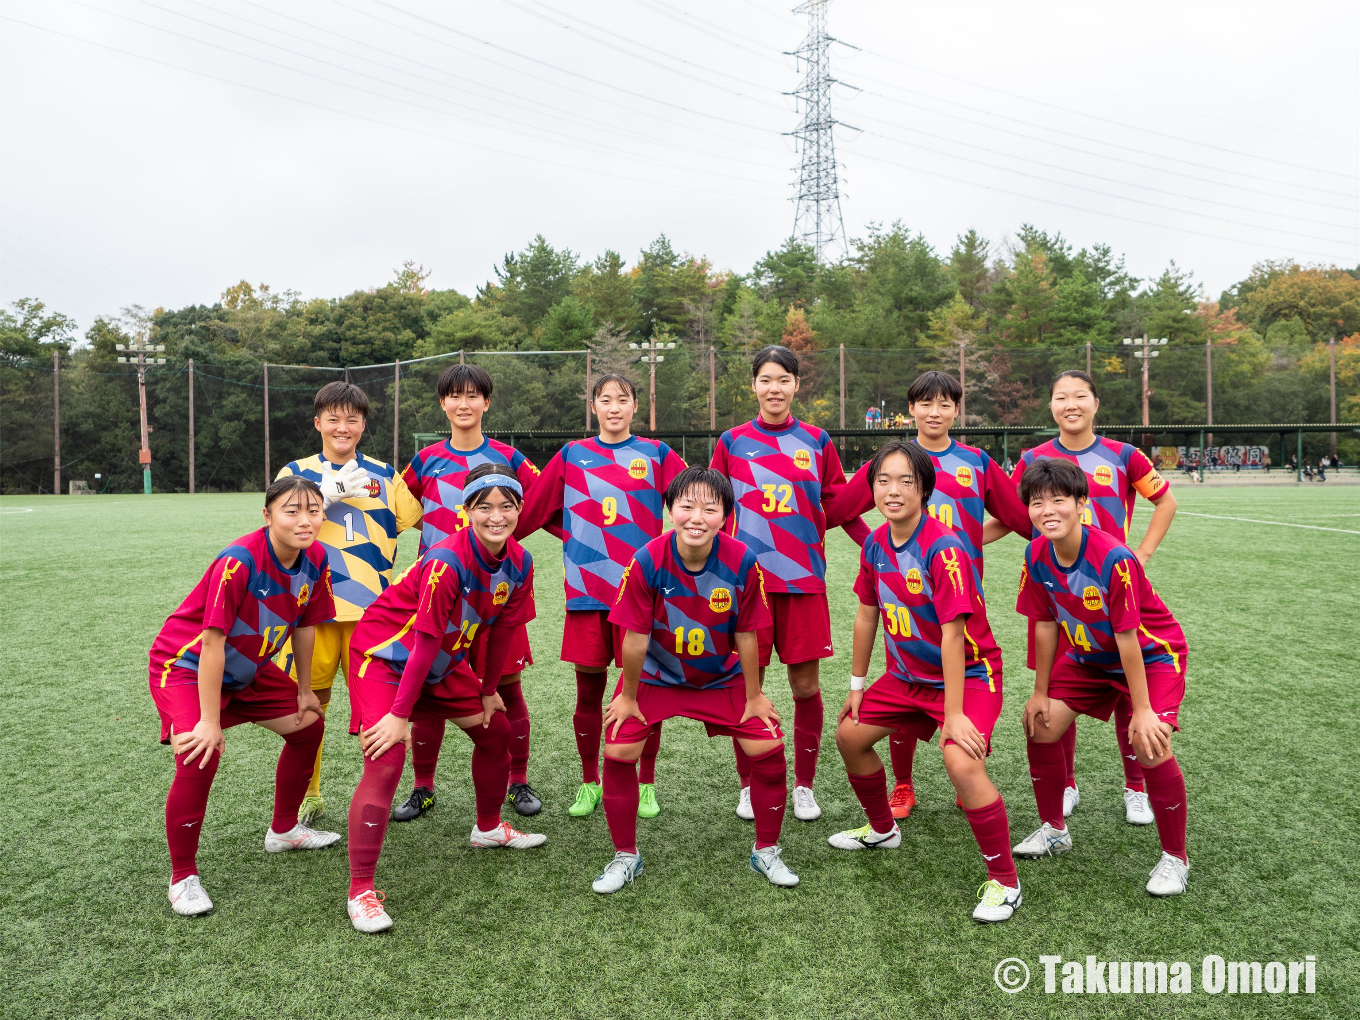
[280, 620, 356, 691]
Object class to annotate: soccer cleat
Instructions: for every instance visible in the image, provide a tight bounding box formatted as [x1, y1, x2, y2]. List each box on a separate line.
[792, 785, 822, 821]
[735, 785, 754, 821]
[1146, 851, 1189, 897]
[750, 844, 799, 887]
[168, 875, 213, 916]
[264, 822, 342, 853]
[470, 821, 547, 849]
[391, 786, 436, 822]
[297, 794, 325, 827]
[973, 879, 1023, 923]
[1063, 784, 1080, 818]
[1012, 822, 1072, 858]
[889, 783, 916, 820]
[1124, 787, 1154, 826]
[592, 851, 643, 894]
[506, 782, 543, 816]
[568, 782, 602, 818]
[637, 783, 661, 818]
[827, 822, 902, 850]
[347, 889, 393, 934]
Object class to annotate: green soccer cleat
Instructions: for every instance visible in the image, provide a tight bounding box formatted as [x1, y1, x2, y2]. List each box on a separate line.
[297, 794, 325, 827]
[568, 782, 603, 818]
[637, 783, 661, 818]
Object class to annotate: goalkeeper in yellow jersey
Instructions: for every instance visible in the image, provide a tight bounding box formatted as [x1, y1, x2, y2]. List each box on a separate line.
[277, 381, 423, 825]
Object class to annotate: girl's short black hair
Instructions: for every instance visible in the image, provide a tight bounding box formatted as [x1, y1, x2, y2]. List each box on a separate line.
[436, 363, 494, 401]
[751, 345, 800, 379]
[591, 373, 636, 402]
[265, 474, 323, 510]
[463, 461, 524, 510]
[906, 370, 962, 406]
[1018, 458, 1089, 503]
[313, 381, 370, 418]
[664, 466, 734, 518]
[866, 440, 935, 504]
[1051, 369, 1097, 398]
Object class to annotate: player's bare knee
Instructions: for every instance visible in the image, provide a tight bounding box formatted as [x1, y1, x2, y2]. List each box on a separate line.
[603, 742, 645, 763]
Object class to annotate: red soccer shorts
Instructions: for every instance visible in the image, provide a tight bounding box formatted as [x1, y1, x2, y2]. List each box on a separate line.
[757, 592, 833, 667]
[346, 658, 484, 733]
[1048, 657, 1186, 730]
[561, 609, 626, 669]
[150, 661, 300, 744]
[468, 623, 533, 679]
[852, 676, 1004, 755]
[604, 678, 785, 745]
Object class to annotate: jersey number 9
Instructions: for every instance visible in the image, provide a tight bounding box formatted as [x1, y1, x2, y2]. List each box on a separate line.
[602, 496, 618, 525]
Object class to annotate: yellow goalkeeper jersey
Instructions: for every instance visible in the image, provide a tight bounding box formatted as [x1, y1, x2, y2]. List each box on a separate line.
[275, 452, 423, 622]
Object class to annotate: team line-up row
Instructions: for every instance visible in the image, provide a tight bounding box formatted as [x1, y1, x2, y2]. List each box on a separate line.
[147, 346, 1189, 932]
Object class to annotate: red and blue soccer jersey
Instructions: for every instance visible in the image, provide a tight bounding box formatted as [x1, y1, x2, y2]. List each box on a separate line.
[609, 531, 770, 690]
[516, 435, 688, 611]
[853, 516, 1003, 692]
[709, 416, 850, 594]
[1017, 526, 1187, 674]
[1013, 436, 1169, 543]
[352, 528, 535, 686]
[150, 528, 335, 690]
[402, 437, 543, 557]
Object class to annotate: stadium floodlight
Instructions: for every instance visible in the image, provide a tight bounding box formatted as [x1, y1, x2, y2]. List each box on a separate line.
[119, 332, 168, 494]
[116, 344, 126, 351]
[628, 343, 640, 350]
[632, 335, 677, 432]
[1122, 337, 1133, 345]
[117, 357, 127, 363]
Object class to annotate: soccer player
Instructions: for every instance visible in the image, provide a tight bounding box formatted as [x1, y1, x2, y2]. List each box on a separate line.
[514, 373, 687, 818]
[148, 476, 341, 917]
[1011, 458, 1190, 897]
[827, 441, 1021, 923]
[344, 463, 546, 933]
[999, 370, 1176, 826]
[709, 345, 870, 823]
[397, 363, 550, 819]
[274, 382, 423, 825]
[824, 370, 1031, 819]
[593, 467, 798, 893]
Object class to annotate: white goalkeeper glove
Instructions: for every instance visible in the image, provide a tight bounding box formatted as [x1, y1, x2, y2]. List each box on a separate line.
[320, 459, 371, 509]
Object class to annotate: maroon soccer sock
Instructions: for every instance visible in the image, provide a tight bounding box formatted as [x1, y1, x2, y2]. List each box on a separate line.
[962, 796, 1019, 886]
[347, 745, 405, 898]
[465, 711, 512, 832]
[748, 745, 788, 849]
[1113, 699, 1145, 791]
[602, 755, 640, 854]
[1026, 738, 1068, 830]
[847, 766, 895, 833]
[165, 749, 220, 883]
[888, 730, 917, 789]
[638, 724, 661, 785]
[573, 669, 608, 784]
[1060, 721, 1078, 787]
[411, 716, 446, 791]
[271, 719, 324, 833]
[499, 681, 531, 785]
[1142, 755, 1188, 863]
[733, 739, 753, 790]
[792, 690, 824, 788]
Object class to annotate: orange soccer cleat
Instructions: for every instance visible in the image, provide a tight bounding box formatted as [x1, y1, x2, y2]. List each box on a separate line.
[888, 783, 917, 819]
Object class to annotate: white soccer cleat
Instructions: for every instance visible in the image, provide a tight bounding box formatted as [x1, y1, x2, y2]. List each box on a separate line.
[470, 821, 547, 849]
[347, 889, 393, 933]
[168, 874, 213, 916]
[792, 785, 822, 821]
[735, 786, 754, 821]
[827, 822, 902, 850]
[1124, 787, 1154, 826]
[264, 822, 342, 853]
[972, 879, 1023, 923]
[1012, 822, 1073, 858]
[592, 851, 643, 894]
[750, 844, 799, 887]
[1146, 851, 1189, 897]
[1063, 784, 1080, 818]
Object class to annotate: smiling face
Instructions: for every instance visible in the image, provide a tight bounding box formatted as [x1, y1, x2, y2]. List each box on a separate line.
[872, 451, 925, 524]
[1027, 489, 1086, 544]
[752, 359, 800, 423]
[314, 405, 366, 461]
[263, 487, 324, 555]
[441, 387, 491, 436]
[593, 381, 636, 441]
[908, 394, 957, 444]
[669, 483, 725, 554]
[467, 488, 520, 554]
[1049, 377, 1099, 437]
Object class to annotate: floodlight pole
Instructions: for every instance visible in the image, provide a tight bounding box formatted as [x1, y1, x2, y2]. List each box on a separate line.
[116, 332, 167, 494]
[53, 350, 61, 495]
[188, 358, 195, 494]
[1329, 338, 1337, 456]
[1140, 333, 1151, 428]
[630, 336, 675, 432]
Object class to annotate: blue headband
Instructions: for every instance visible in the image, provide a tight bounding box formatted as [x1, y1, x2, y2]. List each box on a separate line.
[463, 473, 523, 501]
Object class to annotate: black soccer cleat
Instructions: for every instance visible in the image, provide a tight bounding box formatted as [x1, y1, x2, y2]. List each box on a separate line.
[506, 782, 542, 816]
[391, 786, 436, 822]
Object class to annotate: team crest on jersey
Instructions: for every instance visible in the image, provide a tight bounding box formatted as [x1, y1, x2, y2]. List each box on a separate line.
[296, 583, 310, 607]
[905, 568, 924, 594]
[792, 449, 813, 471]
[954, 465, 973, 487]
[708, 587, 733, 613]
[1093, 464, 1114, 486]
[493, 581, 511, 605]
[1082, 585, 1103, 610]
[628, 458, 648, 479]
[365, 478, 381, 498]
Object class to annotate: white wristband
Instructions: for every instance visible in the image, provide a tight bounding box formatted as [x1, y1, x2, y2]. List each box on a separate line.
[850, 675, 866, 691]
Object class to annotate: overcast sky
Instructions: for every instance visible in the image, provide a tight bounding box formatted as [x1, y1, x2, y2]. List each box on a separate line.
[2, 0, 1357, 334]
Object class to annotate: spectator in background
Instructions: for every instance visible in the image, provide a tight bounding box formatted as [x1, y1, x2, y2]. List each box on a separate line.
[1318, 457, 1328, 481]
[1261, 449, 1271, 473]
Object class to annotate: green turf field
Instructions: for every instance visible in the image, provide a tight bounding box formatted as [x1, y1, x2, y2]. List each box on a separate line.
[1, 486, 1357, 1019]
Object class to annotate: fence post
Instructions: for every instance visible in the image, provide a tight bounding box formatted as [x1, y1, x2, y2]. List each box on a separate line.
[188, 358, 195, 494]
[52, 350, 61, 495]
[459, 349, 465, 365]
[839, 343, 846, 455]
[393, 359, 400, 466]
[958, 341, 967, 440]
[1329, 338, 1337, 456]
[709, 346, 716, 431]
[1085, 340, 1091, 377]
[263, 362, 271, 487]
[585, 350, 592, 431]
[1296, 430, 1303, 483]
